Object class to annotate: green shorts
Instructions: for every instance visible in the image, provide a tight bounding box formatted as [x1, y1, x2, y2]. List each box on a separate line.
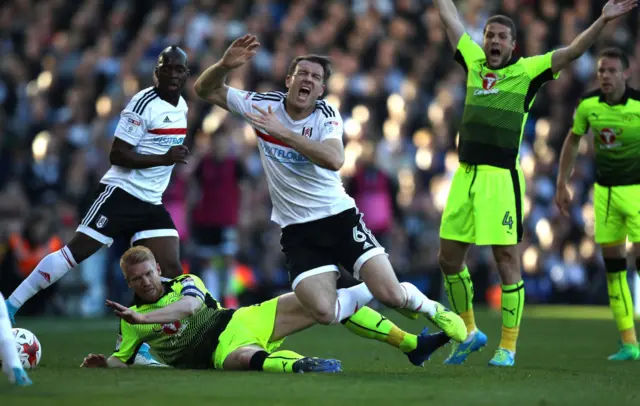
[213, 297, 285, 369]
[594, 183, 640, 244]
[440, 163, 525, 246]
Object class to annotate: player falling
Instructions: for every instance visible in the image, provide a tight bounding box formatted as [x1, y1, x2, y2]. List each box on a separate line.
[433, 0, 637, 366]
[556, 48, 640, 361]
[193, 35, 467, 345]
[0, 293, 31, 386]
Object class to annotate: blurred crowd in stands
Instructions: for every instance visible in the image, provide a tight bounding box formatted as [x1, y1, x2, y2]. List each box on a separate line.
[0, 0, 639, 316]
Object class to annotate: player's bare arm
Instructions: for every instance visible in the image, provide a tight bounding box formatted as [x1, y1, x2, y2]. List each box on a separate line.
[433, 0, 466, 48]
[551, 0, 636, 74]
[193, 35, 260, 110]
[555, 130, 583, 216]
[105, 296, 202, 325]
[245, 105, 344, 171]
[109, 138, 189, 168]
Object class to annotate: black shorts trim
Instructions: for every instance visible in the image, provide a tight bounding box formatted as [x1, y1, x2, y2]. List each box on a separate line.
[77, 184, 176, 246]
[509, 169, 523, 242]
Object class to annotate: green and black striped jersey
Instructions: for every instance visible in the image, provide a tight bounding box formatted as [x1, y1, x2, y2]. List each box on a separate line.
[571, 87, 640, 186]
[111, 274, 235, 369]
[454, 33, 559, 169]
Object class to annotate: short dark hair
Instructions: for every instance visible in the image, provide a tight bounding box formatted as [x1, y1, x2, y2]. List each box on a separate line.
[287, 55, 332, 83]
[484, 15, 517, 39]
[598, 47, 629, 69]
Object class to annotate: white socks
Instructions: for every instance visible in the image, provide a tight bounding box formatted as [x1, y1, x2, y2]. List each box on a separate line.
[333, 283, 374, 323]
[400, 282, 437, 317]
[8, 246, 77, 309]
[0, 293, 21, 369]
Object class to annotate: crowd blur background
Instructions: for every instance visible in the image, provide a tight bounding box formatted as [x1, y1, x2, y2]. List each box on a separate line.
[1, 0, 639, 317]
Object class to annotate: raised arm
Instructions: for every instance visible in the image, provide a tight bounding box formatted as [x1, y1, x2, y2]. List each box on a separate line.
[433, 0, 466, 49]
[194, 35, 260, 110]
[551, 0, 636, 74]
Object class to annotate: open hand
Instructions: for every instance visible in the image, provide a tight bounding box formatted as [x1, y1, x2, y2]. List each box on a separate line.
[221, 35, 261, 69]
[80, 353, 108, 368]
[602, 0, 637, 22]
[106, 300, 147, 324]
[245, 105, 289, 140]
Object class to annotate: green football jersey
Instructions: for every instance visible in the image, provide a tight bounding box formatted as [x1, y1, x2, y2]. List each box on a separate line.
[454, 33, 560, 169]
[572, 87, 640, 186]
[111, 274, 235, 369]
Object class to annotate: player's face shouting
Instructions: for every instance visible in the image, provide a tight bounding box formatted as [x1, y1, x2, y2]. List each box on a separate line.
[286, 60, 326, 110]
[483, 23, 515, 69]
[156, 51, 189, 94]
[124, 260, 164, 302]
[597, 57, 628, 96]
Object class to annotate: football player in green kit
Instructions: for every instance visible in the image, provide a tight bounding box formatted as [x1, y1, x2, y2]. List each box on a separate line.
[433, 0, 637, 366]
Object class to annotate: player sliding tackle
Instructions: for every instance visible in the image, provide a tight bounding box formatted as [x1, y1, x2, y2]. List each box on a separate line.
[433, 0, 636, 366]
[556, 48, 640, 361]
[81, 247, 451, 372]
[192, 35, 466, 346]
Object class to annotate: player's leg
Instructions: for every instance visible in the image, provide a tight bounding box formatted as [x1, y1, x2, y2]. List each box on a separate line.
[4, 183, 121, 321]
[436, 164, 486, 364]
[333, 210, 466, 343]
[134, 236, 182, 278]
[269, 291, 450, 366]
[130, 203, 182, 278]
[215, 297, 341, 373]
[281, 223, 374, 325]
[602, 184, 640, 360]
[293, 271, 373, 325]
[0, 293, 31, 386]
[475, 167, 525, 367]
[6, 232, 102, 320]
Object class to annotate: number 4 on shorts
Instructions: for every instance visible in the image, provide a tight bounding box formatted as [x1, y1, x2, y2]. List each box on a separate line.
[502, 211, 513, 230]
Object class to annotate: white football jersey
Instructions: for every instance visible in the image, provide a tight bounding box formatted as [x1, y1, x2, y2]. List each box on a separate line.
[101, 87, 188, 205]
[227, 87, 355, 227]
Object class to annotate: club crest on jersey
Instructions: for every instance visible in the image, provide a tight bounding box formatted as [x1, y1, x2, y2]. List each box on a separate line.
[475, 71, 505, 95]
[302, 127, 313, 138]
[599, 128, 622, 149]
[156, 320, 187, 335]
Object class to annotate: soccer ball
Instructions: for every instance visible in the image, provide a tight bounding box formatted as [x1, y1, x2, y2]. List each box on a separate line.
[12, 328, 42, 369]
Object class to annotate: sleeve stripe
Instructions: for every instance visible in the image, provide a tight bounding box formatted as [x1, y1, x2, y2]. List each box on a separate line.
[136, 94, 158, 115]
[253, 95, 284, 102]
[252, 91, 286, 101]
[133, 89, 157, 115]
[315, 101, 335, 118]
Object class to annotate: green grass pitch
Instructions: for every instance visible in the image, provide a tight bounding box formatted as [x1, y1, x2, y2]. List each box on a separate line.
[1, 307, 639, 406]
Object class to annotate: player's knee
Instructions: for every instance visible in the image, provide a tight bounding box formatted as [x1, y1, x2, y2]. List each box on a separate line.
[438, 250, 462, 275]
[311, 305, 336, 325]
[493, 248, 517, 269]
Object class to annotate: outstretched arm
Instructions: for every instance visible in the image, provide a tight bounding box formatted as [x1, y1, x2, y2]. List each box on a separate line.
[194, 35, 260, 110]
[433, 0, 466, 48]
[551, 0, 637, 74]
[105, 296, 202, 325]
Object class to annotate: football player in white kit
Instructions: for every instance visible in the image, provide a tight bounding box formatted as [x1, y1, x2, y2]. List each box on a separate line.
[5, 46, 190, 364]
[194, 35, 467, 343]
